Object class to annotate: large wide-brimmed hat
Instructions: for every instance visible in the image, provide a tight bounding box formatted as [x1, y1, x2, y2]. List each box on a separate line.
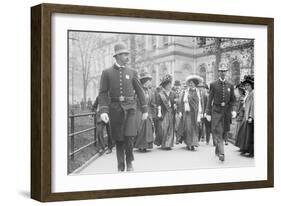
[113, 42, 130, 57]
[235, 81, 244, 89]
[160, 74, 172, 87]
[218, 63, 229, 71]
[139, 71, 152, 84]
[185, 75, 203, 86]
[242, 75, 254, 87]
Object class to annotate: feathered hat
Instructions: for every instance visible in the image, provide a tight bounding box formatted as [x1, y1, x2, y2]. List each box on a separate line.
[160, 74, 172, 87]
[242, 75, 254, 88]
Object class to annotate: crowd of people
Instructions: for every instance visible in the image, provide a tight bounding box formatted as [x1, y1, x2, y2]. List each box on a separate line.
[93, 42, 254, 172]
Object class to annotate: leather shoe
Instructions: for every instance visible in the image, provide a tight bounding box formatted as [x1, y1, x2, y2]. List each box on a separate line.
[219, 154, 225, 162]
[126, 163, 134, 172]
[106, 149, 112, 154]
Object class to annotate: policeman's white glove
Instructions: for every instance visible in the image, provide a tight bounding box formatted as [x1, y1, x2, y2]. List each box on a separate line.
[232, 111, 237, 118]
[100, 113, 109, 123]
[248, 117, 253, 123]
[206, 115, 211, 122]
[142, 112, 148, 120]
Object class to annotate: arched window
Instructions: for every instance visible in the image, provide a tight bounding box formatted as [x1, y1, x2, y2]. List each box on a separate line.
[231, 61, 240, 85]
[199, 64, 207, 82]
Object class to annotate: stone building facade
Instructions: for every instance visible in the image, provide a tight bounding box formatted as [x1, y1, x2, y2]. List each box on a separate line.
[69, 32, 254, 103]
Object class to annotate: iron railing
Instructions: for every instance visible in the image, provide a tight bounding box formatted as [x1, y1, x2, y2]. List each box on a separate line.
[68, 111, 97, 160]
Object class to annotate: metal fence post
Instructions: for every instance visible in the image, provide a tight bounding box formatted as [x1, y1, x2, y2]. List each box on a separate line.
[70, 110, 75, 161]
[94, 112, 97, 146]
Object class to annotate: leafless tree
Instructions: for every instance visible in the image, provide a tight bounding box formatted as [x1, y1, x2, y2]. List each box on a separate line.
[70, 32, 102, 109]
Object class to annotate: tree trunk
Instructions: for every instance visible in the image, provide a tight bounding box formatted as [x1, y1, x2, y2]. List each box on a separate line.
[214, 38, 222, 79]
[83, 84, 87, 110]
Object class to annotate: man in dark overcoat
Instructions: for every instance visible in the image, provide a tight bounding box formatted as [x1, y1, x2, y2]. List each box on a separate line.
[99, 42, 148, 172]
[206, 64, 236, 161]
[198, 83, 213, 145]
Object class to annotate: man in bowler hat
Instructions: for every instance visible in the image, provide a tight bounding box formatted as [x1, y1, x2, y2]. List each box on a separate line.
[98, 42, 148, 172]
[206, 64, 236, 161]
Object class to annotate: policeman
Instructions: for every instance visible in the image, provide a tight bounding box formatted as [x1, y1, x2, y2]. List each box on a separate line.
[99, 42, 148, 172]
[206, 63, 236, 162]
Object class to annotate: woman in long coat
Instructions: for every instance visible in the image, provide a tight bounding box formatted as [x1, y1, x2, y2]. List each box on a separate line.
[237, 75, 254, 157]
[234, 83, 246, 149]
[178, 75, 203, 151]
[134, 72, 155, 152]
[154, 74, 176, 150]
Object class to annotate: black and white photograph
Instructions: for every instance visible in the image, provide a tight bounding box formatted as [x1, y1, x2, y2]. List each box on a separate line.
[67, 31, 255, 175]
[28, 2, 274, 202]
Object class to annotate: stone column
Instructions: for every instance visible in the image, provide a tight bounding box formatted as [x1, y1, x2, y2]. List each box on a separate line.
[155, 64, 160, 86]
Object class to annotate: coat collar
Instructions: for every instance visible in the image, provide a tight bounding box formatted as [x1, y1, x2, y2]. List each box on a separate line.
[219, 77, 226, 83]
[114, 62, 125, 70]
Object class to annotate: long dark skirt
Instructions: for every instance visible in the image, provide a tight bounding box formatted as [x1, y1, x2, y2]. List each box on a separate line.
[178, 111, 199, 147]
[237, 120, 254, 155]
[154, 110, 174, 148]
[134, 118, 154, 149]
[234, 120, 244, 147]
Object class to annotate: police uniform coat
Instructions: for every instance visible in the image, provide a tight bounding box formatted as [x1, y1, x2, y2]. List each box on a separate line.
[206, 79, 236, 135]
[98, 64, 147, 141]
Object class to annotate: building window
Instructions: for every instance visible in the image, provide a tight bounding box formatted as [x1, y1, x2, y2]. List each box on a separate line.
[151, 36, 156, 50]
[163, 36, 168, 47]
[199, 64, 207, 82]
[231, 61, 241, 85]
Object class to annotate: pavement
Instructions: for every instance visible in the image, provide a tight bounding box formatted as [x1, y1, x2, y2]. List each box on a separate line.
[75, 141, 255, 175]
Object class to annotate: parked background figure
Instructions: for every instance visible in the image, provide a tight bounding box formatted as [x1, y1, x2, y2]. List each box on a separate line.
[152, 86, 162, 144]
[172, 80, 183, 144]
[154, 74, 176, 150]
[134, 71, 156, 152]
[87, 98, 93, 111]
[236, 75, 254, 157]
[198, 82, 214, 145]
[91, 96, 115, 154]
[177, 75, 203, 151]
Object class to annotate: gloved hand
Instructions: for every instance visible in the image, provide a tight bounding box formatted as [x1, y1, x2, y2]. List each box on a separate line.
[248, 117, 253, 123]
[142, 112, 148, 120]
[206, 115, 211, 122]
[100, 113, 109, 123]
[232, 111, 237, 118]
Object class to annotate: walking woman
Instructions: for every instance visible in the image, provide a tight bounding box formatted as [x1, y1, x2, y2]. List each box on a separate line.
[134, 71, 155, 152]
[237, 75, 254, 157]
[154, 74, 176, 150]
[178, 75, 203, 151]
[234, 83, 246, 149]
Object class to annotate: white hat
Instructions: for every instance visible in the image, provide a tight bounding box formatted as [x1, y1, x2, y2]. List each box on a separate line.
[218, 63, 228, 71]
[185, 75, 203, 85]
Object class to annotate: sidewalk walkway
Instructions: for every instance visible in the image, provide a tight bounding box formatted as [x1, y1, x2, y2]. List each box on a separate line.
[75, 142, 255, 175]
